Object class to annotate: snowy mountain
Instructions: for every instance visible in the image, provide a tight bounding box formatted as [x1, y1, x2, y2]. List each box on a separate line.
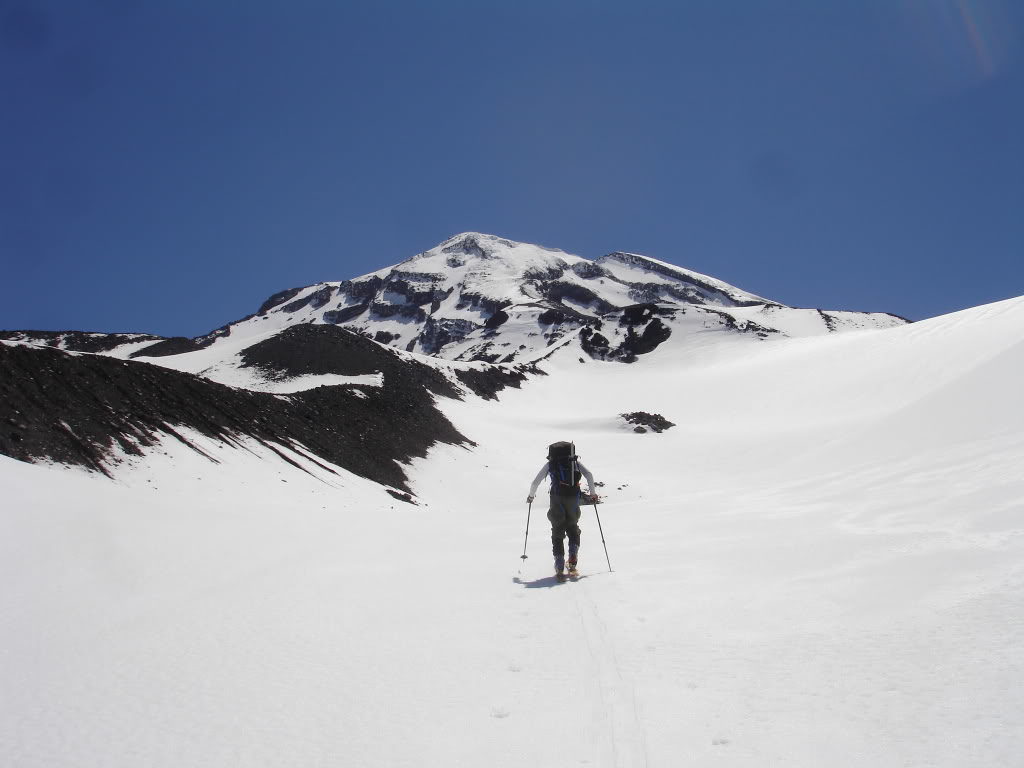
[0, 233, 909, 478]
[4, 235, 1024, 767]
[3, 233, 905, 371]
[196, 232, 907, 365]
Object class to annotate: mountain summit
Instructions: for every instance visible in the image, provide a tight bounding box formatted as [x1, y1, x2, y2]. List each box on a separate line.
[2, 233, 907, 371]
[245, 233, 906, 364]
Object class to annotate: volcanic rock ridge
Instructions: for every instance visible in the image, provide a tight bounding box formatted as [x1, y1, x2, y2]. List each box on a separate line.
[0, 325, 492, 490]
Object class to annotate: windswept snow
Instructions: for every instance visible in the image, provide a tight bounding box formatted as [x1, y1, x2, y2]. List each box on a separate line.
[4, 288, 1024, 766]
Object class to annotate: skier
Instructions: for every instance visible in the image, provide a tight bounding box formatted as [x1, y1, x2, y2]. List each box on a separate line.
[526, 442, 598, 578]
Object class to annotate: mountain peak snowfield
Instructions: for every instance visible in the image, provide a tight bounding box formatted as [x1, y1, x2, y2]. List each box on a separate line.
[3, 236, 1023, 767]
[103, 232, 901, 368]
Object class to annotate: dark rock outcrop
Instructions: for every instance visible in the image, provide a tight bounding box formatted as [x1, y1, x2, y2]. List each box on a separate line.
[369, 301, 428, 322]
[130, 336, 212, 358]
[816, 309, 838, 332]
[258, 287, 304, 314]
[281, 286, 336, 314]
[538, 308, 568, 326]
[523, 264, 566, 282]
[621, 318, 672, 357]
[619, 303, 676, 326]
[540, 282, 617, 315]
[456, 292, 508, 315]
[599, 252, 762, 307]
[0, 330, 162, 354]
[323, 304, 370, 324]
[484, 309, 510, 329]
[239, 324, 460, 399]
[417, 317, 477, 355]
[0, 333, 468, 490]
[701, 308, 779, 338]
[580, 304, 675, 362]
[570, 262, 609, 280]
[579, 327, 610, 357]
[383, 271, 449, 307]
[453, 366, 528, 401]
[340, 276, 385, 300]
[620, 412, 675, 433]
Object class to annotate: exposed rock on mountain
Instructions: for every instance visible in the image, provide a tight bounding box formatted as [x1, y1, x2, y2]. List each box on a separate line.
[620, 412, 676, 433]
[237, 324, 460, 399]
[453, 365, 531, 401]
[0, 334, 468, 490]
[232, 233, 906, 364]
[0, 330, 162, 354]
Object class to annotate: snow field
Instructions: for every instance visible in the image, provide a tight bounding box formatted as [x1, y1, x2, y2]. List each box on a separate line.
[415, 295, 1024, 766]
[3, 296, 1024, 766]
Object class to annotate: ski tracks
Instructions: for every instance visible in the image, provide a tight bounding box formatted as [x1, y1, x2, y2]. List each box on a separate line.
[571, 579, 650, 768]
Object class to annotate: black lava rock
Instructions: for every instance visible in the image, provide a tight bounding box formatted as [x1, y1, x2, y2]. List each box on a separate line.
[0, 331, 163, 354]
[620, 411, 675, 433]
[0, 335, 469, 491]
[454, 366, 528, 401]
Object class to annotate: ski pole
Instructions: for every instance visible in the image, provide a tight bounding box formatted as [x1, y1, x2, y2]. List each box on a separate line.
[592, 497, 613, 572]
[520, 500, 533, 561]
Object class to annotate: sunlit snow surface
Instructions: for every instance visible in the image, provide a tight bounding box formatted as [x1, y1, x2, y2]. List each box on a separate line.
[4, 297, 1024, 766]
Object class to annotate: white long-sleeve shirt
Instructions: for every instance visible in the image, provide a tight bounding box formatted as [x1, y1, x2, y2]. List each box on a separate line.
[529, 460, 596, 498]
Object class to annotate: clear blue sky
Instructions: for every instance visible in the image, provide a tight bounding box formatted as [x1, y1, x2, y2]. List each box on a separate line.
[2, 0, 1022, 337]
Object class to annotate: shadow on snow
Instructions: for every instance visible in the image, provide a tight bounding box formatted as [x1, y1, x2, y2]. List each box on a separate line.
[512, 574, 591, 589]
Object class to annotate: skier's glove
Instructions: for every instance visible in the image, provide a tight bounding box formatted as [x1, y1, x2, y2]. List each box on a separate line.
[526, 495, 535, 504]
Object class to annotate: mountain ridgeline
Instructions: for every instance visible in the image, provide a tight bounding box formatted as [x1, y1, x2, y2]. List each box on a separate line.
[242, 233, 906, 364]
[1, 233, 907, 482]
[0, 326, 484, 491]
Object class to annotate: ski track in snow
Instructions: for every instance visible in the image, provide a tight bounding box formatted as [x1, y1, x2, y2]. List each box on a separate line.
[500, 564, 648, 768]
[570, 580, 650, 768]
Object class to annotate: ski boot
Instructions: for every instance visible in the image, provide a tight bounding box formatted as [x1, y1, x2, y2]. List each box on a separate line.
[567, 545, 579, 578]
[554, 557, 566, 581]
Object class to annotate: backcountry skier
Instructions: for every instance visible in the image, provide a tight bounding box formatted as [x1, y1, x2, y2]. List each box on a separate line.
[526, 441, 597, 578]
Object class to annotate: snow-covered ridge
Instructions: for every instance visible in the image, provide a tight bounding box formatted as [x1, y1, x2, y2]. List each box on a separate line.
[595, 251, 770, 306]
[201, 232, 907, 366]
[0, 330, 164, 359]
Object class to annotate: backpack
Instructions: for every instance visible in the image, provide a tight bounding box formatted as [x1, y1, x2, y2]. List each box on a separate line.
[547, 441, 582, 497]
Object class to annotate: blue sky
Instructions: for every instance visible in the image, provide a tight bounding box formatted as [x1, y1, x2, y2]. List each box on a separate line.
[2, 0, 1022, 338]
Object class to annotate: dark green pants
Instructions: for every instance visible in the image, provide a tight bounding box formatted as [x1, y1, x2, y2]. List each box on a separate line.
[547, 494, 581, 560]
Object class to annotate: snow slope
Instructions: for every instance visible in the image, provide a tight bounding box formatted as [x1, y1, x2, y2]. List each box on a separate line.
[4, 297, 1024, 766]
